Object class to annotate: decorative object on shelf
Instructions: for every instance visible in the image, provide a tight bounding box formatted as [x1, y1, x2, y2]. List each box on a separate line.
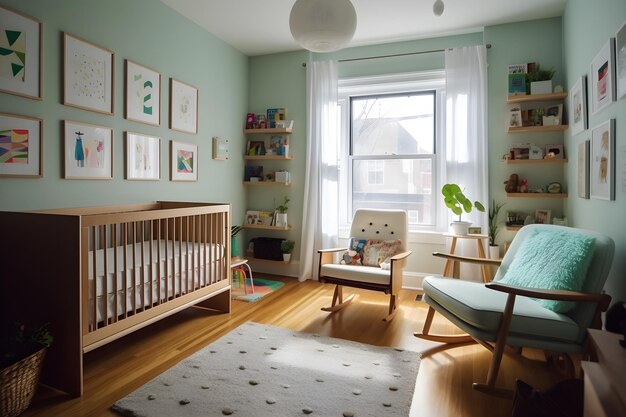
[246, 140, 266, 156]
[170, 140, 198, 182]
[125, 60, 161, 126]
[212, 136, 228, 160]
[231, 225, 243, 258]
[542, 103, 562, 125]
[590, 119, 615, 200]
[274, 196, 290, 228]
[169, 78, 198, 134]
[0, 5, 42, 100]
[488, 200, 504, 259]
[526, 63, 555, 95]
[125, 132, 161, 181]
[508, 63, 528, 96]
[569, 76, 588, 135]
[577, 140, 590, 199]
[468, 227, 482, 235]
[441, 183, 485, 236]
[529, 144, 544, 160]
[546, 182, 562, 194]
[504, 173, 519, 193]
[518, 178, 528, 193]
[510, 144, 530, 160]
[63, 32, 114, 115]
[63, 120, 113, 180]
[590, 38, 616, 115]
[534, 209, 551, 224]
[616, 20, 626, 100]
[0, 112, 43, 178]
[245, 113, 256, 129]
[275, 171, 291, 184]
[244, 165, 263, 182]
[432, 0, 444, 16]
[552, 217, 568, 226]
[281, 239, 295, 263]
[509, 107, 522, 127]
[289, 0, 356, 53]
[545, 144, 564, 159]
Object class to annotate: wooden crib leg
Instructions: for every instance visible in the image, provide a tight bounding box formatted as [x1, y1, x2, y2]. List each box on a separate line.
[195, 287, 231, 313]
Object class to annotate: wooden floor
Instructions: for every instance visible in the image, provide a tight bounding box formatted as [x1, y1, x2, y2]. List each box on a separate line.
[23, 276, 568, 417]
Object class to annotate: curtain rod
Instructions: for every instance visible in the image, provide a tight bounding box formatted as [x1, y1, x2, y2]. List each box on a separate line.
[302, 43, 491, 67]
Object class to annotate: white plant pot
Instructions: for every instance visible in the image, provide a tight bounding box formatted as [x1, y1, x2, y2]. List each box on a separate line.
[450, 221, 471, 236]
[275, 213, 288, 228]
[283, 253, 291, 263]
[489, 245, 500, 260]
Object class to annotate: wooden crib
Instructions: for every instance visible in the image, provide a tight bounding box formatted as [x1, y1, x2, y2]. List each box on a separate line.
[0, 201, 231, 396]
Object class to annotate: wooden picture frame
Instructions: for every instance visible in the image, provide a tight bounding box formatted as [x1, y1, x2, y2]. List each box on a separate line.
[63, 120, 113, 179]
[125, 60, 161, 126]
[63, 32, 114, 115]
[125, 132, 160, 180]
[616, 20, 626, 99]
[0, 5, 42, 99]
[170, 140, 198, 181]
[577, 140, 590, 199]
[534, 209, 551, 225]
[212, 136, 229, 160]
[545, 144, 564, 159]
[590, 119, 615, 200]
[569, 76, 588, 135]
[0, 112, 43, 177]
[589, 38, 616, 115]
[169, 78, 198, 134]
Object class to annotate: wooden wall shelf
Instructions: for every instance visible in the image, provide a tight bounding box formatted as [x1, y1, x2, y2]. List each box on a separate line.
[508, 125, 568, 133]
[244, 155, 292, 160]
[505, 159, 567, 164]
[244, 128, 292, 134]
[244, 224, 291, 231]
[506, 192, 567, 198]
[506, 92, 568, 104]
[244, 181, 291, 186]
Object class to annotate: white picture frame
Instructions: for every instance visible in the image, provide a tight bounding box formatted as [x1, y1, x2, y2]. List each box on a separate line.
[589, 38, 616, 115]
[125, 60, 161, 126]
[63, 32, 114, 115]
[169, 78, 198, 134]
[577, 140, 590, 199]
[616, 20, 626, 99]
[0, 5, 42, 100]
[125, 132, 160, 180]
[590, 119, 615, 200]
[170, 140, 198, 181]
[0, 112, 42, 177]
[569, 76, 588, 135]
[534, 209, 551, 225]
[63, 120, 113, 179]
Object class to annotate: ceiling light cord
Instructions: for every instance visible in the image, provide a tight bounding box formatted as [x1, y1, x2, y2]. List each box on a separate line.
[433, 0, 444, 16]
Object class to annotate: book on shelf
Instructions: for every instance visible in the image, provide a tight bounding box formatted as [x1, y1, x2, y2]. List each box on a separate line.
[508, 73, 527, 96]
[258, 211, 274, 226]
[508, 63, 528, 74]
[244, 165, 263, 181]
[245, 210, 260, 225]
[266, 107, 287, 128]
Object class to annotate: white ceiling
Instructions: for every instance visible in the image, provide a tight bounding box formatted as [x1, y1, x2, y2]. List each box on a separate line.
[160, 0, 566, 56]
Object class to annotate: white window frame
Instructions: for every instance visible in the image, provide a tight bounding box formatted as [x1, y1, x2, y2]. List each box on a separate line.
[337, 71, 446, 239]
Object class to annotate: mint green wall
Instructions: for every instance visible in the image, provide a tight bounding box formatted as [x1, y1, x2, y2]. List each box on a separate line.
[484, 18, 565, 245]
[0, 0, 248, 219]
[563, 0, 626, 301]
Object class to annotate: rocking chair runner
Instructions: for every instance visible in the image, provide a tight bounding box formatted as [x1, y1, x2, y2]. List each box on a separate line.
[317, 209, 412, 321]
[415, 224, 614, 397]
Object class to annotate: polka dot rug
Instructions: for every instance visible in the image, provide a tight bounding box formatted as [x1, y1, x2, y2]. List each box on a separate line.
[112, 321, 421, 417]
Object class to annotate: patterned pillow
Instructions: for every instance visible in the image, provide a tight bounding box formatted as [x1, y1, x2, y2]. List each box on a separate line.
[340, 238, 368, 265]
[362, 240, 402, 267]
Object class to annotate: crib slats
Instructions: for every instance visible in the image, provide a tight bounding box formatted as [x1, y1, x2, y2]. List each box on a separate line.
[91, 227, 97, 331]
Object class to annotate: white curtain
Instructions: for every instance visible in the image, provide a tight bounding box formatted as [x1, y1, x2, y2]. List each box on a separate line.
[298, 60, 339, 282]
[444, 46, 489, 280]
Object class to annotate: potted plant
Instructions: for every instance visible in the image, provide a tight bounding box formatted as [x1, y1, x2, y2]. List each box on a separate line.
[526, 64, 556, 95]
[274, 196, 290, 228]
[1, 322, 53, 417]
[231, 225, 243, 259]
[488, 200, 505, 259]
[280, 239, 295, 263]
[442, 183, 485, 236]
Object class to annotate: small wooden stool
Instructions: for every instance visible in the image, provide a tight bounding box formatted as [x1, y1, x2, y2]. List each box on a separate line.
[442, 233, 491, 282]
[231, 258, 254, 294]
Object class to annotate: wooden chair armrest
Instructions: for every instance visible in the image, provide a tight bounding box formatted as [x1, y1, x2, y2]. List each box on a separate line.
[432, 252, 502, 266]
[486, 283, 612, 310]
[390, 250, 412, 261]
[317, 247, 348, 254]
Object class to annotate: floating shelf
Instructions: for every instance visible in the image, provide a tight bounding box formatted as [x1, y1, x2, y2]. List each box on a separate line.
[243, 181, 291, 186]
[244, 224, 291, 231]
[506, 92, 568, 104]
[243, 155, 292, 160]
[506, 225, 523, 231]
[244, 128, 292, 134]
[505, 159, 567, 164]
[506, 192, 567, 198]
[508, 125, 568, 133]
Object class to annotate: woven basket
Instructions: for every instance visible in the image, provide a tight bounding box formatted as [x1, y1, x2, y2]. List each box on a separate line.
[0, 347, 46, 417]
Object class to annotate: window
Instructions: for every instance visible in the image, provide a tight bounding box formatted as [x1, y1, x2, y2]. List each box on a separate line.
[338, 71, 445, 232]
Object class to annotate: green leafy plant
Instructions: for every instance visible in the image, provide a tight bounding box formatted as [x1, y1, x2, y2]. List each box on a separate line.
[231, 225, 243, 238]
[280, 239, 295, 254]
[441, 183, 485, 222]
[275, 196, 290, 213]
[1, 322, 53, 368]
[526, 64, 556, 93]
[488, 200, 505, 246]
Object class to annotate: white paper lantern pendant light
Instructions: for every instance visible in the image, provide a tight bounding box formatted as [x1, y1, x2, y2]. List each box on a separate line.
[289, 0, 357, 53]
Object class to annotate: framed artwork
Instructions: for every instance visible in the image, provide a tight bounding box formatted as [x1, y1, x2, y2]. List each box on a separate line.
[534, 209, 551, 225]
[170, 140, 198, 181]
[569, 76, 588, 135]
[616, 20, 626, 99]
[589, 38, 616, 115]
[0, 112, 42, 177]
[63, 120, 113, 179]
[212, 136, 229, 160]
[169, 78, 198, 134]
[545, 144, 564, 159]
[543, 103, 563, 126]
[577, 140, 590, 199]
[125, 60, 161, 126]
[590, 119, 615, 200]
[63, 32, 114, 115]
[0, 5, 42, 99]
[125, 132, 160, 180]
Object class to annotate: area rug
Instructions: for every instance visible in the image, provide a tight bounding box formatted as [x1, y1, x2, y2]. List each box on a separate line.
[112, 322, 421, 417]
[233, 278, 284, 302]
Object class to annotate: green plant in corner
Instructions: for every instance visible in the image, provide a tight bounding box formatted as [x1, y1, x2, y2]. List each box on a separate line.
[280, 239, 295, 254]
[231, 225, 243, 238]
[275, 196, 290, 213]
[441, 183, 485, 222]
[488, 200, 505, 246]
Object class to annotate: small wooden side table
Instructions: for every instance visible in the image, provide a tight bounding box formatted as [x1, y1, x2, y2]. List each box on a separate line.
[442, 233, 491, 282]
[231, 258, 254, 294]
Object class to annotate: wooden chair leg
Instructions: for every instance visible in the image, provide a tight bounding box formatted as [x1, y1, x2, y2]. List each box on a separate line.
[414, 306, 474, 343]
[321, 285, 356, 312]
[383, 294, 397, 322]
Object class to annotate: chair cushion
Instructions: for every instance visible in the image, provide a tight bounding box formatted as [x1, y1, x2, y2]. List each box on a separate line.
[320, 264, 390, 285]
[498, 228, 596, 313]
[423, 276, 580, 343]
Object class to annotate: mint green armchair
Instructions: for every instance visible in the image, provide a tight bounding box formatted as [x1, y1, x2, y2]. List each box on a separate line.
[414, 224, 614, 397]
